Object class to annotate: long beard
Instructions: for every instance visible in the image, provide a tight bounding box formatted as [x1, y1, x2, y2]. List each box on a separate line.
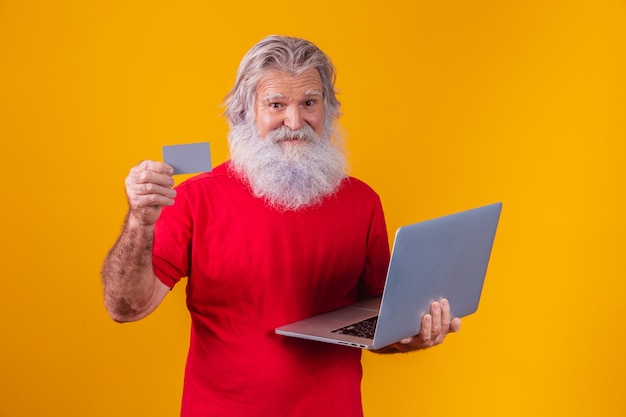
[228, 124, 348, 211]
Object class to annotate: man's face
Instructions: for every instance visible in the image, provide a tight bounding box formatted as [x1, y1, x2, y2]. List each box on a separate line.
[254, 68, 325, 139]
[230, 67, 345, 210]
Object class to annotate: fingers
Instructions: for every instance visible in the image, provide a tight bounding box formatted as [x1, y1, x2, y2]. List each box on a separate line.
[450, 317, 462, 333]
[433, 299, 450, 344]
[398, 298, 460, 351]
[413, 302, 442, 347]
[431, 300, 442, 335]
[127, 161, 175, 196]
[125, 160, 176, 226]
[439, 298, 461, 332]
[128, 160, 174, 186]
[420, 313, 433, 344]
[398, 313, 432, 348]
[440, 298, 451, 334]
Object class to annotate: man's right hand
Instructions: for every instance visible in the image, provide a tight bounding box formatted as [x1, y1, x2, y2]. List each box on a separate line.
[125, 160, 176, 226]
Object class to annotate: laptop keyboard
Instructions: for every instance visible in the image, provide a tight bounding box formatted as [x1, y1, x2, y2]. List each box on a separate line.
[331, 316, 378, 339]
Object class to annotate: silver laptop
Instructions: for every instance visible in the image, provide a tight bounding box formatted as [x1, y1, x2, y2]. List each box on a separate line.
[275, 202, 502, 350]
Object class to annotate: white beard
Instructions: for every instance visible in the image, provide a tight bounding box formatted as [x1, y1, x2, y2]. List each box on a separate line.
[228, 124, 348, 211]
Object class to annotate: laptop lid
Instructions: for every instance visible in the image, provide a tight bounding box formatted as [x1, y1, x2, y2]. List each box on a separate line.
[371, 202, 502, 348]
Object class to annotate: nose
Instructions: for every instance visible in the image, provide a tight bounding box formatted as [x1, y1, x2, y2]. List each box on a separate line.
[284, 105, 305, 131]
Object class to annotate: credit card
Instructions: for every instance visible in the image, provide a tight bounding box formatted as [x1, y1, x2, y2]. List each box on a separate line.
[162, 142, 212, 175]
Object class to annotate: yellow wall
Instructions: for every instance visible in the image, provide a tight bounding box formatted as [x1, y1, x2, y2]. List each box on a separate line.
[1, 1, 624, 416]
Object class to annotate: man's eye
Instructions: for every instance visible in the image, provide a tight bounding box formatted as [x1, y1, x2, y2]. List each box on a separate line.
[270, 103, 282, 109]
[305, 100, 316, 106]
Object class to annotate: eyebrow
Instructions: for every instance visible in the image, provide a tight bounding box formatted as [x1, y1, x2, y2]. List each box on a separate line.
[305, 89, 323, 98]
[261, 89, 323, 103]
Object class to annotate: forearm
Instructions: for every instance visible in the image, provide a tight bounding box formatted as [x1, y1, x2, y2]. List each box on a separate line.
[101, 212, 166, 322]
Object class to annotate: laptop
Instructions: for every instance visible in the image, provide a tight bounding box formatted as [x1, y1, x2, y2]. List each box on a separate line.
[275, 202, 502, 350]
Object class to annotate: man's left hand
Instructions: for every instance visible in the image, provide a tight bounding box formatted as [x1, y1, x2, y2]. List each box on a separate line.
[376, 298, 461, 354]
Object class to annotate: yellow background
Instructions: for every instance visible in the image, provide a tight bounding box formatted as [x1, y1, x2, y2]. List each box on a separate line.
[1, 1, 624, 416]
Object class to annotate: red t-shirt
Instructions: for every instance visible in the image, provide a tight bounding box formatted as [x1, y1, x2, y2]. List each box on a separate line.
[153, 161, 390, 417]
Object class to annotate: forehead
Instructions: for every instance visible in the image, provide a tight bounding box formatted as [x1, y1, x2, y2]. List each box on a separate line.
[256, 68, 322, 100]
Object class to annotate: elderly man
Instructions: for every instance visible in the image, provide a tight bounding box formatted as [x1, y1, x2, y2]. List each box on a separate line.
[101, 35, 460, 417]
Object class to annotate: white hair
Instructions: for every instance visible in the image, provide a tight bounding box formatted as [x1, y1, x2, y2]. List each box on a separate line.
[223, 35, 341, 140]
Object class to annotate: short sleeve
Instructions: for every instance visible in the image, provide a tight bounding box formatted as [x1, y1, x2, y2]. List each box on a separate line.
[152, 185, 193, 289]
[359, 193, 390, 298]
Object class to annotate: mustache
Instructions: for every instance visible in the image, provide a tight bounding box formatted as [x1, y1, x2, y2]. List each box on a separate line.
[267, 125, 319, 143]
